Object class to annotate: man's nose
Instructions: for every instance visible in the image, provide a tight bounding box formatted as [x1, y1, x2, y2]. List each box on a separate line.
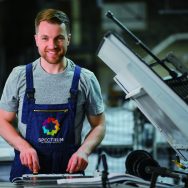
[48, 39, 57, 48]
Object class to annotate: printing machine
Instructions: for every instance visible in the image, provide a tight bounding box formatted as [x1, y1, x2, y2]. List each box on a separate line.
[97, 11, 188, 187]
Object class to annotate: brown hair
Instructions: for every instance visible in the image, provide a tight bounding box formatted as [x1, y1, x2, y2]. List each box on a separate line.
[35, 8, 70, 34]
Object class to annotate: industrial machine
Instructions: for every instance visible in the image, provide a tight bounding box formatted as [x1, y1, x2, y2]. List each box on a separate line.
[97, 11, 188, 187]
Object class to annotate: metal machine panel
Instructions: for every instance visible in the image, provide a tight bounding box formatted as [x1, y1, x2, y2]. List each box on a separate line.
[97, 32, 188, 161]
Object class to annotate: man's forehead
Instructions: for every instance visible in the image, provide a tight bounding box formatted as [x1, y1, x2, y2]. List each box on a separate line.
[37, 21, 68, 35]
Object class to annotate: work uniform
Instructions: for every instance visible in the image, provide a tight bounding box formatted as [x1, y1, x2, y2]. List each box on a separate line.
[10, 63, 81, 181]
[0, 58, 104, 182]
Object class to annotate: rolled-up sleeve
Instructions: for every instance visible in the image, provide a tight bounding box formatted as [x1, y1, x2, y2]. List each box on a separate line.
[86, 72, 104, 115]
[0, 68, 20, 112]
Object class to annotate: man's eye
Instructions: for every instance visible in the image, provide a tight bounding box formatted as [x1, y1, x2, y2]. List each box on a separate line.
[41, 37, 48, 41]
[58, 36, 65, 41]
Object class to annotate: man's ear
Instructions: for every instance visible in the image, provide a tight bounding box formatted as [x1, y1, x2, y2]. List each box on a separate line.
[67, 34, 71, 46]
[34, 34, 38, 47]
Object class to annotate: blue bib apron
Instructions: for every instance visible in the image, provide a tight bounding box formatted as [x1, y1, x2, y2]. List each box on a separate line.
[10, 63, 81, 181]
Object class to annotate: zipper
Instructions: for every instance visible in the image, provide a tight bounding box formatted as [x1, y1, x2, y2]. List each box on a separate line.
[33, 109, 68, 112]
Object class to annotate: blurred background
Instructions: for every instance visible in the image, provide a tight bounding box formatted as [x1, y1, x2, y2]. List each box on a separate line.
[0, 0, 188, 184]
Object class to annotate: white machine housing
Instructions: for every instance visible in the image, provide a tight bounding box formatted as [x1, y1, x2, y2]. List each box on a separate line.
[97, 32, 188, 161]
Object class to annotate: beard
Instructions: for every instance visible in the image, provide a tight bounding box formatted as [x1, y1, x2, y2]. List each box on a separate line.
[43, 54, 64, 64]
[39, 48, 66, 64]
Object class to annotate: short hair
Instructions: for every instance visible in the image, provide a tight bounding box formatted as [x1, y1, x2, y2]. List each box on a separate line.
[35, 8, 70, 34]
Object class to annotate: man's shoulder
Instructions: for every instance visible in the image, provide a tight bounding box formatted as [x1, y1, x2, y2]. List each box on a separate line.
[10, 59, 38, 79]
[11, 65, 26, 77]
[68, 59, 95, 79]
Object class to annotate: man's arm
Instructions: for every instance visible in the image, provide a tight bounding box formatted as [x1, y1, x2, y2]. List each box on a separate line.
[0, 109, 40, 173]
[66, 112, 105, 173]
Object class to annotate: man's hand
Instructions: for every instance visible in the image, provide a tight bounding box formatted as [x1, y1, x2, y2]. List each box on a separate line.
[66, 151, 88, 173]
[66, 113, 105, 174]
[20, 146, 40, 173]
[0, 109, 40, 173]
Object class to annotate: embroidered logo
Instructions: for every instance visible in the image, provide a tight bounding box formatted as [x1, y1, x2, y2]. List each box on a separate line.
[42, 117, 60, 136]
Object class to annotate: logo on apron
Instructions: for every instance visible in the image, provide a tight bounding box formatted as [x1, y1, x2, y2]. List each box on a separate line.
[42, 117, 60, 136]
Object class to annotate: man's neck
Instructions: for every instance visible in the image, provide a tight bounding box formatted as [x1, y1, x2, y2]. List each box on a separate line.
[40, 58, 67, 74]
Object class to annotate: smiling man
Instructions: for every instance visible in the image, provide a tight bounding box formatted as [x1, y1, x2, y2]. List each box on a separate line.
[0, 8, 105, 182]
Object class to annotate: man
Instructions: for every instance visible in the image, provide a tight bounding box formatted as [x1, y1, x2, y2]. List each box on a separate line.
[0, 8, 105, 181]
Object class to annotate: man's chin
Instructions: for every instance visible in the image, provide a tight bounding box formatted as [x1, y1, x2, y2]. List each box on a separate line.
[47, 61, 60, 64]
[45, 58, 62, 64]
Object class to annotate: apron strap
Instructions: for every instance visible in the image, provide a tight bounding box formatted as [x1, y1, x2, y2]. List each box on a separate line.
[69, 65, 81, 101]
[21, 63, 35, 124]
[25, 63, 35, 100]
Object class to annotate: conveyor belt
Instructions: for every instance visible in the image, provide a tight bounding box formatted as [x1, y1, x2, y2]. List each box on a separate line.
[165, 74, 188, 104]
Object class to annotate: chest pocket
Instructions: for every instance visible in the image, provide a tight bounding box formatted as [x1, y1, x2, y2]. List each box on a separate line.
[33, 108, 69, 137]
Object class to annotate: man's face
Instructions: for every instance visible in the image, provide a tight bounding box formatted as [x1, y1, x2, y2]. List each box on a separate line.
[35, 21, 71, 64]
